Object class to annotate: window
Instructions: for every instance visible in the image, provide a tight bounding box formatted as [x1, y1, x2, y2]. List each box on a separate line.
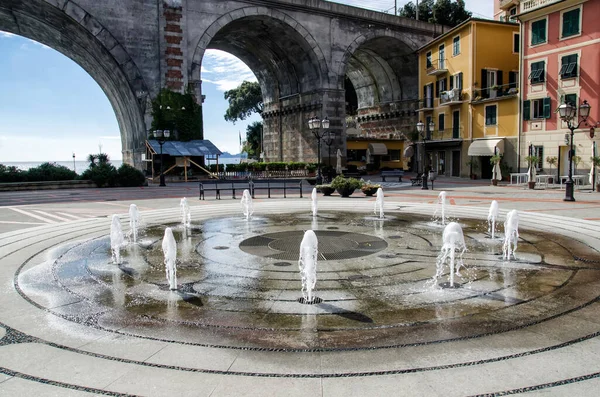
[559, 54, 578, 79]
[509, 71, 518, 89]
[449, 73, 463, 91]
[513, 33, 520, 53]
[485, 105, 497, 126]
[426, 51, 432, 68]
[531, 19, 547, 45]
[523, 97, 551, 120]
[439, 44, 445, 69]
[347, 149, 366, 162]
[534, 146, 544, 170]
[426, 116, 433, 139]
[453, 36, 460, 56]
[562, 8, 581, 38]
[452, 111, 460, 138]
[390, 150, 401, 161]
[438, 113, 445, 132]
[564, 93, 577, 106]
[528, 61, 545, 83]
[423, 83, 434, 108]
[438, 78, 447, 93]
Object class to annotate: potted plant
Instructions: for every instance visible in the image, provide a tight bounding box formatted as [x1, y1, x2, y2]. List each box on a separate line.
[489, 154, 502, 186]
[467, 159, 479, 179]
[330, 175, 364, 197]
[316, 184, 335, 196]
[591, 156, 600, 192]
[361, 181, 381, 196]
[573, 155, 582, 173]
[546, 156, 557, 184]
[525, 155, 539, 189]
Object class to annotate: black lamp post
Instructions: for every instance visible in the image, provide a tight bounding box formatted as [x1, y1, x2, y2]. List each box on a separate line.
[416, 120, 435, 190]
[323, 131, 335, 182]
[557, 99, 591, 202]
[154, 129, 171, 187]
[308, 116, 330, 185]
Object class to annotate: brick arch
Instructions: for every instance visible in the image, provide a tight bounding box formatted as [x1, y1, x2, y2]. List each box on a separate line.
[0, 0, 150, 166]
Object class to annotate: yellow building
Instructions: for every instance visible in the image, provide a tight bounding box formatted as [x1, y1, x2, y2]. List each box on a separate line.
[417, 18, 520, 179]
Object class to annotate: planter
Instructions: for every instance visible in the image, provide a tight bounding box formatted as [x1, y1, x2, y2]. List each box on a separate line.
[548, 177, 554, 184]
[491, 179, 498, 186]
[319, 186, 335, 196]
[528, 181, 536, 190]
[336, 187, 355, 197]
[470, 174, 478, 180]
[362, 187, 378, 196]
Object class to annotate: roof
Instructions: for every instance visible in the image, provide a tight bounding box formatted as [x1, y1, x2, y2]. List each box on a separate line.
[416, 18, 519, 53]
[147, 140, 222, 157]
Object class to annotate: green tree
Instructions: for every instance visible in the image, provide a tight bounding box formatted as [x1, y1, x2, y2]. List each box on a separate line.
[243, 121, 263, 159]
[224, 81, 263, 122]
[398, 0, 433, 22]
[399, 0, 471, 27]
[150, 87, 203, 141]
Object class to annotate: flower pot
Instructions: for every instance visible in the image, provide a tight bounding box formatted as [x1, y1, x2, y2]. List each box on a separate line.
[548, 177, 554, 184]
[491, 179, 498, 186]
[528, 181, 536, 190]
[336, 187, 355, 197]
[362, 188, 378, 196]
[319, 186, 335, 196]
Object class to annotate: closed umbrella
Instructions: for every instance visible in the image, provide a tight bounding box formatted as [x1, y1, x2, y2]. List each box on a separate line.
[336, 149, 342, 175]
[527, 162, 537, 183]
[492, 161, 502, 181]
[590, 143, 596, 186]
[366, 149, 371, 164]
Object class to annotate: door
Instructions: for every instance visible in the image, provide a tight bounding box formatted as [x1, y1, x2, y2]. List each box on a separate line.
[481, 156, 493, 179]
[437, 151, 446, 175]
[452, 111, 460, 138]
[452, 150, 461, 177]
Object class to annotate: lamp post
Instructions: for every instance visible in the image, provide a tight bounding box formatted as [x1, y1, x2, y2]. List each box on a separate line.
[308, 116, 330, 185]
[416, 120, 435, 190]
[154, 129, 171, 187]
[323, 131, 335, 182]
[72, 152, 76, 174]
[557, 99, 591, 201]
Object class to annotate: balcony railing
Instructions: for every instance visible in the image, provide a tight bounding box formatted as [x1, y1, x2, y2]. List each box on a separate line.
[426, 59, 448, 76]
[429, 127, 464, 141]
[419, 97, 434, 110]
[472, 84, 519, 102]
[499, 0, 519, 11]
[440, 89, 463, 105]
[520, 0, 561, 13]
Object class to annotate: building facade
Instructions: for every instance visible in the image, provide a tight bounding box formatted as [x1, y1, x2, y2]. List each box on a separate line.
[515, 0, 599, 177]
[417, 19, 520, 179]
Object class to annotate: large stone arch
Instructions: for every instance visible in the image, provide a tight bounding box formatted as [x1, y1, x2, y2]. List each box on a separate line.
[0, 0, 149, 166]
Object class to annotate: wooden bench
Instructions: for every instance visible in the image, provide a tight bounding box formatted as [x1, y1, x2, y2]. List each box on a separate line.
[199, 179, 252, 200]
[410, 173, 423, 186]
[250, 179, 303, 198]
[381, 170, 405, 182]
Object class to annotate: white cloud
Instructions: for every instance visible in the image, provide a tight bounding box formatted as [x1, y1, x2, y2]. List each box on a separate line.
[201, 49, 257, 91]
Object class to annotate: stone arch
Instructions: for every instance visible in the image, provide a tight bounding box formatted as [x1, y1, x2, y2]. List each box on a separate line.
[0, 0, 149, 166]
[190, 6, 329, 104]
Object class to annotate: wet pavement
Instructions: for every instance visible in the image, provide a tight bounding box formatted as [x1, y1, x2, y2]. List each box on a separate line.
[1, 177, 600, 395]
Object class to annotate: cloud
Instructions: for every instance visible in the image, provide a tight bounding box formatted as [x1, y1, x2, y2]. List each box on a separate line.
[201, 49, 257, 91]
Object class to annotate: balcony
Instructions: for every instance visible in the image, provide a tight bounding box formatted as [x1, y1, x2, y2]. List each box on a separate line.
[426, 59, 448, 76]
[440, 89, 464, 106]
[418, 97, 434, 112]
[472, 85, 519, 102]
[520, 0, 562, 14]
[429, 127, 464, 141]
[499, 0, 519, 11]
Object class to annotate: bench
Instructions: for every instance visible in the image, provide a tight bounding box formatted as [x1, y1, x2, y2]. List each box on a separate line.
[199, 179, 252, 200]
[250, 179, 303, 198]
[411, 173, 423, 186]
[381, 170, 405, 182]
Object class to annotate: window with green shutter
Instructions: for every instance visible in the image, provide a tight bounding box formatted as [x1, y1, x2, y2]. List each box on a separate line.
[564, 94, 577, 107]
[485, 105, 497, 126]
[543, 97, 552, 119]
[453, 36, 460, 56]
[531, 19, 547, 45]
[523, 100, 531, 121]
[562, 8, 580, 38]
[528, 61, 545, 84]
[426, 51, 432, 68]
[559, 54, 578, 79]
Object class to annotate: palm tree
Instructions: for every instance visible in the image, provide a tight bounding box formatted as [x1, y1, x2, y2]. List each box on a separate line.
[87, 154, 97, 168]
[97, 153, 110, 165]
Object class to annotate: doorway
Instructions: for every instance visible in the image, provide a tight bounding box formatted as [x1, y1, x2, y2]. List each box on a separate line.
[452, 151, 461, 176]
[437, 151, 446, 175]
[481, 156, 493, 179]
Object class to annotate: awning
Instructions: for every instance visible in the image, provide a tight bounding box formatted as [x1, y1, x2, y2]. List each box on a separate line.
[403, 146, 414, 158]
[467, 139, 504, 156]
[368, 143, 388, 155]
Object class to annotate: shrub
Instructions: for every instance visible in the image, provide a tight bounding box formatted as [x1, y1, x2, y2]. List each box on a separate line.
[81, 163, 117, 187]
[0, 164, 26, 183]
[209, 164, 225, 172]
[25, 162, 77, 181]
[330, 175, 363, 190]
[117, 164, 146, 187]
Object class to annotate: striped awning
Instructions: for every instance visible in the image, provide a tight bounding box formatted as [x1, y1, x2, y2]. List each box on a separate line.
[368, 143, 388, 155]
[467, 139, 504, 156]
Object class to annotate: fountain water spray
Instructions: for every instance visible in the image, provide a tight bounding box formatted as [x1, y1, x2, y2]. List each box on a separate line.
[503, 210, 519, 260]
[241, 189, 253, 220]
[298, 230, 318, 303]
[487, 200, 499, 239]
[128, 204, 140, 243]
[434, 191, 448, 225]
[180, 197, 191, 228]
[374, 187, 384, 219]
[162, 227, 177, 290]
[110, 215, 125, 264]
[434, 222, 466, 287]
[311, 188, 317, 218]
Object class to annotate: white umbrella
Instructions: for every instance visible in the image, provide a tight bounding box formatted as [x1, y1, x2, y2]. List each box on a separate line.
[492, 161, 502, 181]
[590, 143, 596, 186]
[527, 162, 537, 183]
[366, 149, 371, 164]
[336, 149, 342, 175]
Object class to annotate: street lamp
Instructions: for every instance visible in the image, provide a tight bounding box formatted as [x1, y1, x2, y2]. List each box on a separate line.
[416, 120, 435, 190]
[72, 152, 76, 174]
[323, 131, 335, 182]
[557, 99, 591, 201]
[154, 129, 171, 187]
[308, 116, 330, 185]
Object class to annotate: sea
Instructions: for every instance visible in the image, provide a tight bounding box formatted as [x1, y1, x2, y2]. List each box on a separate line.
[2, 157, 242, 175]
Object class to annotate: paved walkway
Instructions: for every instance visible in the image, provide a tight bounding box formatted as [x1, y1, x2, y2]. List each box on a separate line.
[0, 178, 600, 396]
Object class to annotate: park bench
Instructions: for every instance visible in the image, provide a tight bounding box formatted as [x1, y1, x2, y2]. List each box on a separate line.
[199, 179, 252, 200]
[380, 170, 405, 182]
[250, 179, 303, 198]
[410, 173, 423, 186]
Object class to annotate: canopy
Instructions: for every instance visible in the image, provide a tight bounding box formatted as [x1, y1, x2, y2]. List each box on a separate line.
[403, 146, 414, 158]
[368, 143, 388, 155]
[467, 139, 504, 157]
[147, 140, 222, 158]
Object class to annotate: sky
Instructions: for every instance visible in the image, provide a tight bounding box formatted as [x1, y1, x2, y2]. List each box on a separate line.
[0, 0, 492, 162]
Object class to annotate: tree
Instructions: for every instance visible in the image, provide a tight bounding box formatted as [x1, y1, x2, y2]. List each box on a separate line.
[224, 81, 263, 122]
[243, 121, 263, 159]
[398, 0, 471, 27]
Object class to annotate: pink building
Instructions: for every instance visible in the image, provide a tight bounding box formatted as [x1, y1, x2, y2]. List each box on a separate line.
[516, 0, 599, 178]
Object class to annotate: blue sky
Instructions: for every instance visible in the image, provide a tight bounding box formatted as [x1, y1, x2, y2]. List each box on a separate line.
[0, 0, 491, 162]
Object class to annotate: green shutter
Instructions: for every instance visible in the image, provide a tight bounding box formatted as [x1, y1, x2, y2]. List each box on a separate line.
[523, 100, 531, 121]
[458, 72, 463, 90]
[543, 97, 551, 119]
[563, 8, 580, 37]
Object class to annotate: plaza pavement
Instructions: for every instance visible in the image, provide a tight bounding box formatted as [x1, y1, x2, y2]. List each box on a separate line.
[1, 176, 600, 396]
